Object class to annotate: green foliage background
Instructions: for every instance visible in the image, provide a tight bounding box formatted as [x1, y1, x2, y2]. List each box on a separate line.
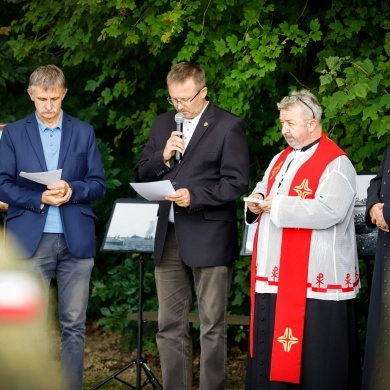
[1, 0, 390, 352]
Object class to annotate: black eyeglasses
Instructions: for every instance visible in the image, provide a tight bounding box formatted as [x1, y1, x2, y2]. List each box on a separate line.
[286, 95, 315, 119]
[167, 87, 205, 106]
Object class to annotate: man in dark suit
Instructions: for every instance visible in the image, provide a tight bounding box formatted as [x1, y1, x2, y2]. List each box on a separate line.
[0, 64, 106, 390]
[134, 62, 250, 389]
[363, 148, 390, 389]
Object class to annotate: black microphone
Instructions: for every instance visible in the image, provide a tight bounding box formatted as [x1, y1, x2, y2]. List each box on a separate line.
[175, 112, 184, 161]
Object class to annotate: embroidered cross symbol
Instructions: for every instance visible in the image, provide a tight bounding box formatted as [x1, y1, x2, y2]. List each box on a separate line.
[294, 179, 313, 199]
[270, 160, 284, 181]
[277, 327, 299, 352]
[345, 273, 352, 287]
[271, 266, 279, 282]
[316, 272, 324, 288]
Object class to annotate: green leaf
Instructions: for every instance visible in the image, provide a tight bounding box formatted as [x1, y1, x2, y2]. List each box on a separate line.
[377, 116, 390, 138]
[101, 307, 111, 316]
[320, 74, 333, 86]
[349, 83, 368, 99]
[327, 91, 349, 111]
[309, 18, 320, 32]
[213, 38, 228, 56]
[360, 58, 374, 75]
[367, 74, 383, 93]
[325, 56, 341, 71]
[380, 94, 390, 109]
[101, 88, 112, 105]
[362, 104, 381, 121]
[369, 119, 381, 135]
[85, 79, 99, 92]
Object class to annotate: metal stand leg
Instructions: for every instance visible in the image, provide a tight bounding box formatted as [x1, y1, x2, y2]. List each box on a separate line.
[91, 254, 163, 389]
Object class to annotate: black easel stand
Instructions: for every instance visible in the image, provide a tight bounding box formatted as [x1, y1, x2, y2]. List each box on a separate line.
[91, 254, 163, 389]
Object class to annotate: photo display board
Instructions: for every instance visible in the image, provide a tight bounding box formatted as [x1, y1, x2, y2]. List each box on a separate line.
[101, 198, 159, 253]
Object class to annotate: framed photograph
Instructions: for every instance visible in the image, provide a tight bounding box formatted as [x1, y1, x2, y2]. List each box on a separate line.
[355, 173, 377, 259]
[101, 198, 159, 253]
[240, 222, 257, 256]
[240, 173, 378, 258]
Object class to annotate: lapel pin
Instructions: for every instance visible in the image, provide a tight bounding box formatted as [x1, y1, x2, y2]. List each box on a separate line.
[204, 122, 208, 127]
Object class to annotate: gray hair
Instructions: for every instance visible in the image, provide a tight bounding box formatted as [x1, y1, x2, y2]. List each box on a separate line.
[28, 64, 67, 91]
[167, 62, 206, 89]
[277, 90, 322, 121]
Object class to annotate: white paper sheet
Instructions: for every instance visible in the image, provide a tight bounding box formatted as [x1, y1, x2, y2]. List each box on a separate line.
[130, 180, 176, 201]
[243, 197, 265, 204]
[19, 169, 62, 186]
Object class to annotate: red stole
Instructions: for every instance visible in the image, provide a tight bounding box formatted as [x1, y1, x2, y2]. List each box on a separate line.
[249, 133, 346, 383]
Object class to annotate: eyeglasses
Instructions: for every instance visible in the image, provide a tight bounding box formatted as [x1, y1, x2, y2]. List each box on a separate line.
[167, 87, 205, 106]
[286, 95, 315, 119]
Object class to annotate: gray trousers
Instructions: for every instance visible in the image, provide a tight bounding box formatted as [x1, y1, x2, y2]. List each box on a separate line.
[30, 233, 93, 390]
[155, 224, 233, 390]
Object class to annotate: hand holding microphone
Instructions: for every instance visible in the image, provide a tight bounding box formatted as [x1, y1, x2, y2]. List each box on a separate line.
[163, 112, 185, 164]
[175, 112, 184, 161]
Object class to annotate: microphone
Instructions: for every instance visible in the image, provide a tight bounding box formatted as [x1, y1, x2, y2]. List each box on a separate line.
[175, 112, 184, 161]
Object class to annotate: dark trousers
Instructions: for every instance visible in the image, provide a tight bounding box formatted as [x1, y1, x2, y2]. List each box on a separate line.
[246, 293, 361, 390]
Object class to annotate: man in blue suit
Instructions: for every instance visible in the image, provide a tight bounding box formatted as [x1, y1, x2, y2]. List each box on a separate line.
[0, 64, 106, 389]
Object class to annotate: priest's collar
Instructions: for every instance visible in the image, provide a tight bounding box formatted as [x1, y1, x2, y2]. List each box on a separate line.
[297, 137, 321, 152]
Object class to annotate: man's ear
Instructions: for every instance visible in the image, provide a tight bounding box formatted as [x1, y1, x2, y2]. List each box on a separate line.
[307, 118, 317, 132]
[27, 88, 34, 101]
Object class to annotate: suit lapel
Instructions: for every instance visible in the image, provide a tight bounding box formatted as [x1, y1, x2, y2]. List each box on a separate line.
[57, 112, 72, 169]
[25, 114, 47, 171]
